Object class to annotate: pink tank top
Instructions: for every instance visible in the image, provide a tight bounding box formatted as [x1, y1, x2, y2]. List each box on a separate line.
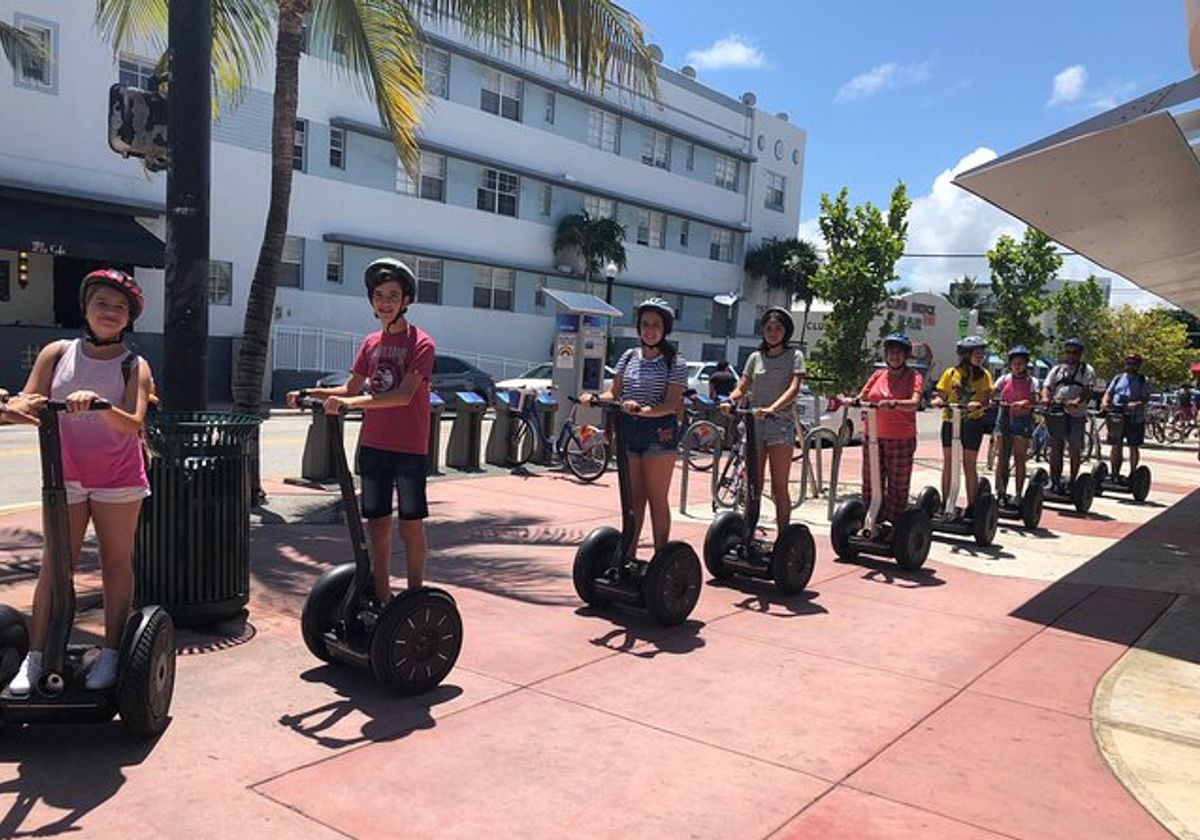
[49, 340, 148, 490]
[996, 373, 1036, 417]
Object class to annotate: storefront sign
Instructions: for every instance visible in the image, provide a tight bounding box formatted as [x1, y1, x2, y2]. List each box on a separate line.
[29, 239, 67, 256]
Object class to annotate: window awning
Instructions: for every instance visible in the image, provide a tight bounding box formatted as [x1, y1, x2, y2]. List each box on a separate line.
[953, 74, 1200, 317]
[0, 190, 165, 268]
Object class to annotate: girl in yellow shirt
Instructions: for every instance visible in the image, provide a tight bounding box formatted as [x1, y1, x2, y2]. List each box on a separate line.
[933, 336, 994, 514]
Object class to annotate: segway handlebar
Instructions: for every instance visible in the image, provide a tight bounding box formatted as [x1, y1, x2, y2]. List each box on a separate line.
[840, 397, 918, 411]
[294, 390, 356, 415]
[44, 398, 111, 412]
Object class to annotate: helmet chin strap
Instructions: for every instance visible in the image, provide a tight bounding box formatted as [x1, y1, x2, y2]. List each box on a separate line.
[84, 326, 128, 347]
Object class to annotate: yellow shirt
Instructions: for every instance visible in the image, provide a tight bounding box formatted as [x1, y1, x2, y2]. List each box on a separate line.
[936, 365, 994, 421]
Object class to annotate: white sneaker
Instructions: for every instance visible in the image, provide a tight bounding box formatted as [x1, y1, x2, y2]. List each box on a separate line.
[8, 651, 43, 696]
[85, 648, 120, 690]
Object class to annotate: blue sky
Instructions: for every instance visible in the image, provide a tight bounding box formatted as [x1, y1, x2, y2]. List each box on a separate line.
[621, 0, 1193, 305]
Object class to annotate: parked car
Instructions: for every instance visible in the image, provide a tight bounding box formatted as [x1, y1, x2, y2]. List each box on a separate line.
[314, 354, 496, 406]
[494, 363, 615, 396]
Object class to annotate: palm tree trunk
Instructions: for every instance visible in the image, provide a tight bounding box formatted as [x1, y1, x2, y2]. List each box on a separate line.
[232, 0, 308, 500]
[799, 298, 812, 349]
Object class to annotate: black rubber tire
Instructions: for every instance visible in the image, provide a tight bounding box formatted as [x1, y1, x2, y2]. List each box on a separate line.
[972, 493, 1000, 546]
[0, 605, 30, 688]
[683, 421, 721, 472]
[573, 526, 620, 606]
[772, 524, 816, 595]
[1031, 467, 1049, 488]
[892, 507, 932, 570]
[369, 588, 462, 695]
[301, 562, 356, 663]
[563, 437, 608, 483]
[1072, 474, 1095, 513]
[643, 541, 702, 626]
[830, 498, 864, 560]
[117, 606, 176, 738]
[510, 418, 536, 467]
[977, 477, 992, 499]
[1020, 482, 1044, 529]
[1130, 465, 1152, 502]
[916, 486, 941, 519]
[1092, 462, 1108, 497]
[703, 511, 744, 580]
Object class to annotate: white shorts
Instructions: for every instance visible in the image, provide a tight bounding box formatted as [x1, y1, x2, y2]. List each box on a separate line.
[65, 482, 151, 506]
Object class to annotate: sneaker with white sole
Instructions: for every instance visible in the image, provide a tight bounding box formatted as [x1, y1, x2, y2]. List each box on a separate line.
[85, 648, 120, 691]
[8, 651, 43, 696]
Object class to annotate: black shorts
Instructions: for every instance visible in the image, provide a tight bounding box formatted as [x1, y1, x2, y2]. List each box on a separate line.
[941, 418, 986, 452]
[1106, 416, 1145, 447]
[358, 445, 429, 520]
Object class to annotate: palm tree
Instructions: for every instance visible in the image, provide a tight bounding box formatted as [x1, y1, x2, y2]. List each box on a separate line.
[99, 0, 657, 497]
[553, 211, 628, 302]
[0, 20, 42, 73]
[743, 237, 821, 346]
[944, 274, 982, 310]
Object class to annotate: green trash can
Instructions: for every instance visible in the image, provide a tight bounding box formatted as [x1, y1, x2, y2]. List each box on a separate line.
[133, 412, 263, 626]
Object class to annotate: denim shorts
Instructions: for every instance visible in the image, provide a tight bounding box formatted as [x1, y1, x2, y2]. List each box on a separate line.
[358, 445, 429, 520]
[620, 415, 679, 456]
[754, 414, 796, 448]
[995, 412, 1035, 439]
[941, 417, 986, 451]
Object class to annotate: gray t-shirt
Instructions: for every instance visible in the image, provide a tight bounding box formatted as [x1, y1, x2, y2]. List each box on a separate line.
[744, 348, 805, 410]
[1045, 362, 1097, 417]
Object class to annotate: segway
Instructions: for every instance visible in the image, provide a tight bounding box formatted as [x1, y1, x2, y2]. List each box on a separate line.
[829, 404, 932, 570]
[916, 403, 1000, 546]
[704, 407, 815, 594]
[1030, 402, 1095, 513]
[573, 400, 702, 625]
[992, 402, 1044, 529]
[0, 399, 175, 737]
[1092, 404, 1152, 502]
[297, 395, 462, 694]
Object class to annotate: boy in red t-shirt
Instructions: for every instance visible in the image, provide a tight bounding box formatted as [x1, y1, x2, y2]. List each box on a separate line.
[289, 259, 435, 600]
[855, 334, 924, 531]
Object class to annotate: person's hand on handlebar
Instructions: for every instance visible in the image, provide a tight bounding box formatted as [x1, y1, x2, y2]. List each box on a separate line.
[967, 400, 981, 411]
[1066, 397, 1081, 408]
[322, 394, 355, 415]
[621, 399, 643, 415]
[286, 389, 304, 409]
[0, 391, 46, 425]
[930, 397, 944, 408]
[65, 389, 102, 413]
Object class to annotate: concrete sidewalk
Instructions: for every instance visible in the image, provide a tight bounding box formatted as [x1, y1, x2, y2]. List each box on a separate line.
[0, 440, 1196, 838]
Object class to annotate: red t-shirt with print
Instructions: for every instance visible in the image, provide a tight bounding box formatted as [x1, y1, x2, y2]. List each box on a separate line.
[351, 325, 435, 455]
[861, 367, 923, 440]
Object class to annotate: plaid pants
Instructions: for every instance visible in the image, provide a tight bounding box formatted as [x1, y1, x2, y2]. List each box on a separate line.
[862, 437, 917, 525]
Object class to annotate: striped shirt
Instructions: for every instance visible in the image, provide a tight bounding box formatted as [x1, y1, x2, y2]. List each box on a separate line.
[615, 347, 688, 406]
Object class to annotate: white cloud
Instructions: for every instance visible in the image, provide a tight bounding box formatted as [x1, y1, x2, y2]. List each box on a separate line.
[1048, 64, 1087, 106]
[835, 61, 933, 104]
[684, 35, 766, 71]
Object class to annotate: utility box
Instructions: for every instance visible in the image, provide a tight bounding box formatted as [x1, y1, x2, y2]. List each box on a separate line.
[544, 290, 622, 428]
[427, 392, 445, 476]
[445, 391, 487, 471]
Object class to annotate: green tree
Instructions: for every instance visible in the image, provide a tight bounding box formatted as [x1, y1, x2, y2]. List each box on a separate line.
[943, 274, 982, 310]
[553, 211, 628, 303]
[986, 226, 1061, 354]
[1051, 274, 1106, 352]
[1163, 308, 1200, 349]
[743, 237, 821, 346]
[809, 184, 912, 394]
[1093, 306, 1194, 385]
[0, 21, 42, 71]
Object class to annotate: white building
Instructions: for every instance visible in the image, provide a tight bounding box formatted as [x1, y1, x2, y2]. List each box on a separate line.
[0, 2, 807, 399]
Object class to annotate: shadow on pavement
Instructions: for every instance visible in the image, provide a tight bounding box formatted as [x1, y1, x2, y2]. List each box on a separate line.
[833, 555, 947, 589]
[577, 610, 706, 659]
[707, 579, 831, 618]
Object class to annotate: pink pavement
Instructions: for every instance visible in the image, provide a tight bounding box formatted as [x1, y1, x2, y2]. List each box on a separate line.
[0, 461, 1191, 839]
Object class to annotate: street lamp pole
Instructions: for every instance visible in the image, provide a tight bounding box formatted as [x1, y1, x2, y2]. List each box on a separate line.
[713, 292, 739, 363]
[604, 260, 618, 305]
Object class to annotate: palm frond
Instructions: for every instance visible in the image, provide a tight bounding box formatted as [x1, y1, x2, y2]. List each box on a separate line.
[0, 20, 42, 71]
[420, 0, 657, 97]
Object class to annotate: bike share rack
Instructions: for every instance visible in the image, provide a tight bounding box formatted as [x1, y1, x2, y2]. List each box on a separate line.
[677, 426, 723, 515]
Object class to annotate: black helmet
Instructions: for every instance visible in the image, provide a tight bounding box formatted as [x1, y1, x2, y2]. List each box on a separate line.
[364, 257, 416, 301]
[634, 297, 675, 336]
[1007, 345, 1030, 360]
[882, 332, 912, 355]
[956, 335, 987, 356]
[1063, 337, 1084, 351]
[760, 307, 795, 344]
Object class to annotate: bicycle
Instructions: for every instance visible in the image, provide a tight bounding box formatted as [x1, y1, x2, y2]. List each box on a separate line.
[507, 389, 609, 482]
[712, 419, 747, 512]
[679, 391, 723, 472]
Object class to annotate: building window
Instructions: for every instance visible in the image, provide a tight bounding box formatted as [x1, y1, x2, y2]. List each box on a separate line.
[714, 154, 739, 191]
[710, 229, 733, 263]
[415, 258, 443, 304]
[539, 184, 553, 216]
[328, 127, 346, 170]
[14, 16, 55, 92]
[118, 54, 156, 89]
[636, 210, 665, 249]
[473, 267, 515, 311]
[477, 168, 519, 217]
[293, 119, 307, 172]
[686, 142, 695, 171]
[325, 243, 343, 283]
[544, 91, 556, 124]
[395, 152, 446, 201]
[208, 260, 233, 305]
[764, 170, 786, 211]
[279, 235, 304, 287]
[642, 130, 672, 169]
[587, 109, 621, 153]
[680, 220, 690, 247]
[420, 45, 450, 98]
[583, 195, 617, 220]
[481, 68, 522, 121]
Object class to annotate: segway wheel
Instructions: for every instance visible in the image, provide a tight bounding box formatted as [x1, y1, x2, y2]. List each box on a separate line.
[977, 477, 992, 499]
[1130, 466, 1151, 502]
[573, 527, 620, 607]
[1092, 462, 1108, 497]
[703, 511, 744, 580]
[772, 524, 816, 595]
[644, 542, 702, 626]
[892, 507, 931, 571]
[972, 493, 1000, 547]
[301, 562, 356, 662]
[1020, 482, 1044, 530]
[1031, 467, 1049, 488]
[0, 605, 30, 687]
[916, 486, 941, 519]
[369, 588, 462, 695]
[830, 498, 864, 560]
[1071, 474, 1095, 513]
[117, 606, 176, 738]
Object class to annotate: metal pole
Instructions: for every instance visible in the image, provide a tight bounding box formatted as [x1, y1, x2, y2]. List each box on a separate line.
[163, 0, 212, 411]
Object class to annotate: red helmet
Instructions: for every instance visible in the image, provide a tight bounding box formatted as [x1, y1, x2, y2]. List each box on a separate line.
[79, 269, 144, 322]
